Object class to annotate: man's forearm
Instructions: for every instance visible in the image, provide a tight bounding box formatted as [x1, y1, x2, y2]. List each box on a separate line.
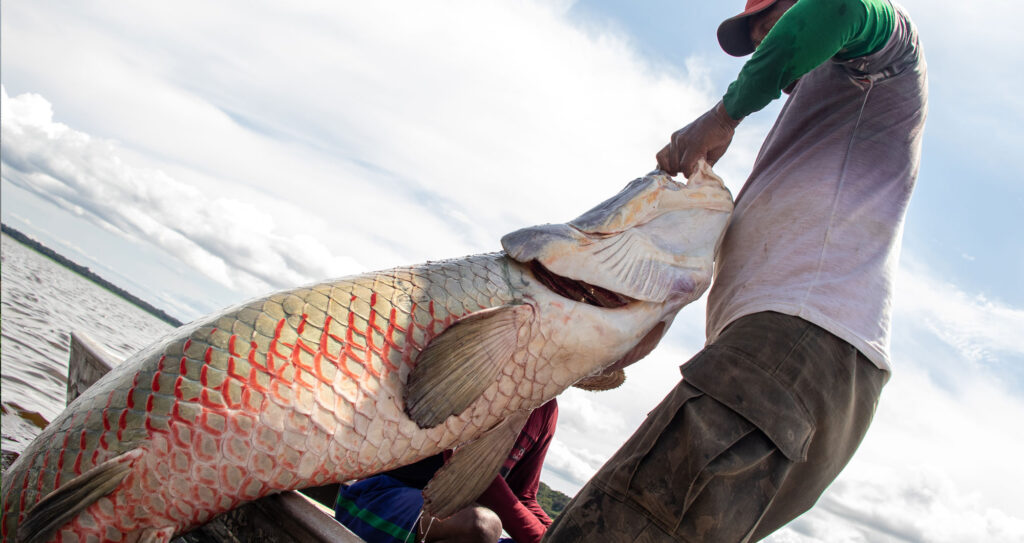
[722, 0, 894, 119]
[477, 477, 547, 543]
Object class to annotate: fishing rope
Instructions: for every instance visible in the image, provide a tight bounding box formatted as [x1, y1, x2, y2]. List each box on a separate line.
[419, 514, 436, 543]
[405, 511, 423, 543]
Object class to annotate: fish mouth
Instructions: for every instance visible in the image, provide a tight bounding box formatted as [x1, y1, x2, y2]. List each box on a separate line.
[527, 260, 632, 309]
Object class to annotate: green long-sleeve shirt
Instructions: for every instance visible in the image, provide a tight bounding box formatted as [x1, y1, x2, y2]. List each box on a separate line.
[722, 0, 895, 119]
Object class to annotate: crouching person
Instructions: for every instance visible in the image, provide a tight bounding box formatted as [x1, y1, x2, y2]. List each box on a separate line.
[336, 400, 557, 543]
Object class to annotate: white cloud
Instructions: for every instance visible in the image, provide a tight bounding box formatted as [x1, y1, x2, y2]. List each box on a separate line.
[899, 0, 1024, 61]
[543, 436, 609, 488]
[896, 0, 1024, 161]
[767, 363, 1024, 543]
[1, 0, 717, 300]
[894, 259, 1024, 367]
[1, 86, 360, 295]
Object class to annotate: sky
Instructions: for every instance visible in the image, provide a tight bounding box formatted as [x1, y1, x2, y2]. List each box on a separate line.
[1, 1, 1022, 541]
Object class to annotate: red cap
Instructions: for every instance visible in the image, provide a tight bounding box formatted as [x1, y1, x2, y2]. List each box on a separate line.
[717, 0, 779, 57]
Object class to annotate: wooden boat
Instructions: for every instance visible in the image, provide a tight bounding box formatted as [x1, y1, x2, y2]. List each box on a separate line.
[67, 331, 368, 543]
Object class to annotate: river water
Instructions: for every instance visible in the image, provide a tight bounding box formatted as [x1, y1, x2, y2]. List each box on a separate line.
[1, 233, 175, 457]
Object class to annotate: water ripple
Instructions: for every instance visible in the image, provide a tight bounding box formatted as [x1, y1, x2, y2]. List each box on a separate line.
[1, 234, 174, 453]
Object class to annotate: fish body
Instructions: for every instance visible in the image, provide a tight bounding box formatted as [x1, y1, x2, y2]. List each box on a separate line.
[1, 163, 732, 542]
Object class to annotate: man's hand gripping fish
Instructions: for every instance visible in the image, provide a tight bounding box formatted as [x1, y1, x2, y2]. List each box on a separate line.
[1, 160, 732, 542]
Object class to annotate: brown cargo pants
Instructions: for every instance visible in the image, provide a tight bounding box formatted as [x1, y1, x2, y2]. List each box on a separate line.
[543, 311, 889, 542]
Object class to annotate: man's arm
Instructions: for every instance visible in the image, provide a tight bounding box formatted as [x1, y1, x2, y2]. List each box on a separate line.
[476, 401, 558, 543]
[724, 0, 894, 119]
[501, 417, 555, 527]
[477, 477, 548, 543]
[657, 0, 894, 177]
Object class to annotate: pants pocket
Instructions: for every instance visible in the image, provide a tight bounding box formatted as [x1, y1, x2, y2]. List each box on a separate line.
[596, 368, 758, 533]
[629, 390, 758, 532]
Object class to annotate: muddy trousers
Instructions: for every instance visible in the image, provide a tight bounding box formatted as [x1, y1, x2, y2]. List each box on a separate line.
[543, 312, 889, 542]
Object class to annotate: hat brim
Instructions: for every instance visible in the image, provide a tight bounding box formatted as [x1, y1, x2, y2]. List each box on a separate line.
[716, 1, 777, 57]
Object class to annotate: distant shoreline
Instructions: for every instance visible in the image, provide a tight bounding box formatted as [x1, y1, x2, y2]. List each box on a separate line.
[1, 223, 184, 328]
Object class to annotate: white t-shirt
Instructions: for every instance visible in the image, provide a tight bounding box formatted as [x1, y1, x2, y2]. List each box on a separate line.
[706, 3, 927, 370]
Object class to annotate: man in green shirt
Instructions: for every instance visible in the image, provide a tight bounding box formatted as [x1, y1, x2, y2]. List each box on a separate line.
[544, 0, 927, 541]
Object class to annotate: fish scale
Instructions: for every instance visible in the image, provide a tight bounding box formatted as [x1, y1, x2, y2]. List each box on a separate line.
[2, 167, 733, 542]
[2, 254, 526, 541]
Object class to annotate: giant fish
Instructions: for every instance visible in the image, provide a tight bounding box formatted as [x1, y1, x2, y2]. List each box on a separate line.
[1, 161, 733, 542]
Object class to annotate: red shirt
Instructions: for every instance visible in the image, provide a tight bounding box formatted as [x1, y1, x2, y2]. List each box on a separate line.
[477, 400, 558, 543]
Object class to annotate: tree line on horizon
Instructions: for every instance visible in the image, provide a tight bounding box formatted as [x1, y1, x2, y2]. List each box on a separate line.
[1, 223, 184, 327]
[538, 482, 571, 518]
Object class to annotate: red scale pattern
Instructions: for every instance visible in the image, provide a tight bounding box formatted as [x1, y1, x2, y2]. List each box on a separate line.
[2, 255, 518, 541]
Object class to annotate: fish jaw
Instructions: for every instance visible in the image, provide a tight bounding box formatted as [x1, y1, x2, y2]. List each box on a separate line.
[501, 160, 733, 303]
[507, 264, 688, 402]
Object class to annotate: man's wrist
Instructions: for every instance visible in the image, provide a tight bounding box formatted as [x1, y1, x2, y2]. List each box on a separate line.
[715, 101, 742, 128]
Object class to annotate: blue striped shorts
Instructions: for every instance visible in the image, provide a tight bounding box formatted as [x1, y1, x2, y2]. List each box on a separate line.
[335, 475, 422, 543]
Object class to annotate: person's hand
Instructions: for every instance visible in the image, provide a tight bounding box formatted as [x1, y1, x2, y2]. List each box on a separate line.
[656, 101, 740, 177]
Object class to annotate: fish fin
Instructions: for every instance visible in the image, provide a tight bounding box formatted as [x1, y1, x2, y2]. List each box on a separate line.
[404, 304, 533, 429]
[19, 449, 142, 543]
[502, 171, 725, 303]
[505, 224, 696, 302]
[422, 410, 531, 519]
[576, 230, 697, 302]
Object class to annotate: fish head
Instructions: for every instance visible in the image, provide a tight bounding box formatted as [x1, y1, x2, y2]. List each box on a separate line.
[502, 159, 733, 307]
